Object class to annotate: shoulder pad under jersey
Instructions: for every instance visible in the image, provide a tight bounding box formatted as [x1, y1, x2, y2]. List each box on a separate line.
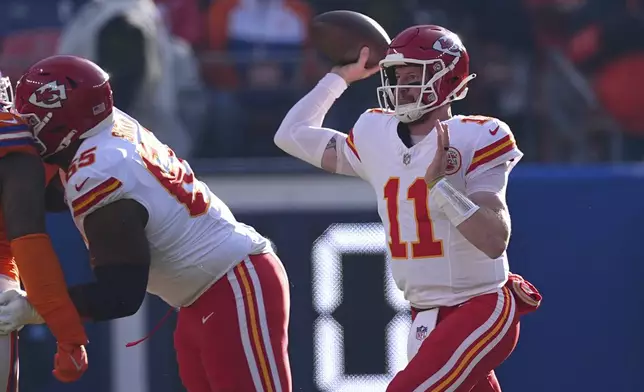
[456, 115, 523, 178]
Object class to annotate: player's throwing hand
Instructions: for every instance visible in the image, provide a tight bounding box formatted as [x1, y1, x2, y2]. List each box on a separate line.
[424, 119, 451, 188]
[331, 47, 380, 84]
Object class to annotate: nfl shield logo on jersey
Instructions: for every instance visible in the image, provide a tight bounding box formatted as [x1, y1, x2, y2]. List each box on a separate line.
[403, 152, 412, 165]
[416, 325, 428, 341]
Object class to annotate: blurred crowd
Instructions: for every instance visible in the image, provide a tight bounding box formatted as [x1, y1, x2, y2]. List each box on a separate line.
[1, 0, 643, 162]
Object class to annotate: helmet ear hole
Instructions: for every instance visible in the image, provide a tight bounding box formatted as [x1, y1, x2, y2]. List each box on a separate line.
[49, 125, 67, 134]
[65, 77, 78, 88]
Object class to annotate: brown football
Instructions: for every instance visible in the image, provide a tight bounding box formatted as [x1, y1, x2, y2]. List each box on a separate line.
[310, 10, 391, 68]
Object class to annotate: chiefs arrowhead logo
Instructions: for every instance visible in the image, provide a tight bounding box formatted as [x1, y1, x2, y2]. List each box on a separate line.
[433, 35, 464, 57]
[28, 81, 67, 109]
[445, 147, 462, 175]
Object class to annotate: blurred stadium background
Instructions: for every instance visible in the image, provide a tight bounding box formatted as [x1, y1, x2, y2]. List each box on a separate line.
[3, 0, 644, 391]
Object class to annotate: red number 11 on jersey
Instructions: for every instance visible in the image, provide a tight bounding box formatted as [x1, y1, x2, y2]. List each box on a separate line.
[384, 177, 444, 259]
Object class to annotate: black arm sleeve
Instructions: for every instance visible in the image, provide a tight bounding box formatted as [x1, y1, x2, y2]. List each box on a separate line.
[68, 199, 150, 321]
[97, 15, 146, 112]
[68, 264, 149, 321]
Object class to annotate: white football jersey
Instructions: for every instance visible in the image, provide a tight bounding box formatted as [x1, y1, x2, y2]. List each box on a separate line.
[343, 109, 523, 308]
[63, 109, 271, 308]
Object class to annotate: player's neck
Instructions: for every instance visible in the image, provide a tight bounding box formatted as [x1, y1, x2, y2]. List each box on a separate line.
[408, 106, 452, 136]
[46, 141, 82, 172]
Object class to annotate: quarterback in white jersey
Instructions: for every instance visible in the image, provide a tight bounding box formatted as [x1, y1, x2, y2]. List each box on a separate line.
[275, 25, 541, 392]
[0, 55, 293, 392]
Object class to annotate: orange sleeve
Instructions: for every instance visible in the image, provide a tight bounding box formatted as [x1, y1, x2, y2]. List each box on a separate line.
[11, 234, 87, 345]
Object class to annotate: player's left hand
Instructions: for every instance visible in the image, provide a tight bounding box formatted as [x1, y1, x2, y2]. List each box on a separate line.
[0, 289, 44, 334]
[424, 119, 450, 188]
[52, 343, 88, 382]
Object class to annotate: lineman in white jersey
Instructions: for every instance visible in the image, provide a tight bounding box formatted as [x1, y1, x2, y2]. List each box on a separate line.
[274, 25, 541, 392]
[0, 55, 292, 392]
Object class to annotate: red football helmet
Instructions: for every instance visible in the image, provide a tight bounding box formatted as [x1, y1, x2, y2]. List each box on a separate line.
[0, 70, 13, 111]
[377, 25, 476, 123]
[13, 55, 113, 157]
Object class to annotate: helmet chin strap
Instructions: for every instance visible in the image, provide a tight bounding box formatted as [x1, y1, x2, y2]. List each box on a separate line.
[37, 112, 115, 158]
[52, 129, 79, 156]
[395, 104, 425, 123]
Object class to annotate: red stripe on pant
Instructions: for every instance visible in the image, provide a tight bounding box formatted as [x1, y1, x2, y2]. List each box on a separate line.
[388, 287, 519, 392]
[426, 288, 514, 392]
[234, 260, 277, 392]
[174, 253, 292, 392]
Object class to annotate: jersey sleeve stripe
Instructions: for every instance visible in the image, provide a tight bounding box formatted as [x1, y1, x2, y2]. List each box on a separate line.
[0, 126, 34, 149]
[71, 177, 123, 217]
[471, 134, 513, 160]
[0, 137, 34, 149]
[466, 135, 516, 174]
[345, 129, 361, 161]
[0, 125, 31, 135]
[0, 129, 32, 141]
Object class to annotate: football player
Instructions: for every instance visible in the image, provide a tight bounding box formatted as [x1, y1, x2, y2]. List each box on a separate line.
[0, 56, 291, 392]
[274, 25, 541, 391]
[0, 71, 89, 386]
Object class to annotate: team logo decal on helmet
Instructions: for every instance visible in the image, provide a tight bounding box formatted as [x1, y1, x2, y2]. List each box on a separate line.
[432, 35, 464, 57]
[28, 81, 67, 109]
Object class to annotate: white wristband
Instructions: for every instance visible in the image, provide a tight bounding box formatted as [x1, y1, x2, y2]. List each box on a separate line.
[429, 178, 480, 227]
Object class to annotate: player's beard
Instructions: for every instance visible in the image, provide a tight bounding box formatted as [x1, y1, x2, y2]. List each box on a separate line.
[402, 102, 442, 127]
[408, 110, 433, 126]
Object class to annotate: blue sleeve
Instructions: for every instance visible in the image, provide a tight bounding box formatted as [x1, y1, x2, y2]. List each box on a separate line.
[0, 123, 35, 150]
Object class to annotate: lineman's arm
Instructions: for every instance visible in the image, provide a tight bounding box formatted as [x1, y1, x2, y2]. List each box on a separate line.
[67, 199, 151, 322]
[1, 152, 87, 345]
